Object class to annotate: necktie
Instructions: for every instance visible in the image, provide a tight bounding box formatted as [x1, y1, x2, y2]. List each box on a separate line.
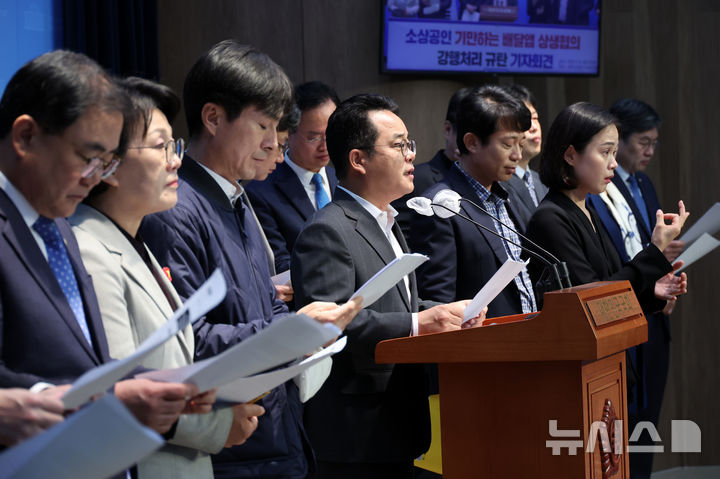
[33, 216, 93, 346]
[627, 175, 651, 231]
[523, 171, 539, 207]
[311, 173, 330, 209]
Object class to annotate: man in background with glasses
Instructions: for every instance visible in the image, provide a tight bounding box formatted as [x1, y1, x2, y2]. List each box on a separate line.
[246, 81, 340, 276]
[0, 50, 209, 461]
[292, 94, 478, 479]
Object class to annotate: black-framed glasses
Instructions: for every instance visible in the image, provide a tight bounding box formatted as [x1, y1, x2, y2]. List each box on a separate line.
[127, 138, 186, 165]
[80, 154, 122, 180]
[278, 139, 290, 155]
[366, 138, 416, 157]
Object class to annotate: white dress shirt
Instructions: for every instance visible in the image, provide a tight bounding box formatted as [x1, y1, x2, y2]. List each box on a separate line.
[285, 154, 332, 209]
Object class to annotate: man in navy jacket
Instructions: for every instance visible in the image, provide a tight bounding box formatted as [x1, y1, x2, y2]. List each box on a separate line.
[141, 41, 359, 479]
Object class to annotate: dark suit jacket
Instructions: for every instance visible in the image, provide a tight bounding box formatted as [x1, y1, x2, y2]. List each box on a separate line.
[291, 187, 435, 464]
[409, 165, 529, 318]
[245, 162, 338, 273]
[611, 172, 661, 246]
[140, 157, 310, 479]
[392, 149, 455, 241]
[0, 188, 111, 388]
[501, 169, 548, 229]
[526, 191, 671, 312]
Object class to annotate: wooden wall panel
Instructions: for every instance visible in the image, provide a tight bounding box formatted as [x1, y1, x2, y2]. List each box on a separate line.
[158, 0, 720, 471]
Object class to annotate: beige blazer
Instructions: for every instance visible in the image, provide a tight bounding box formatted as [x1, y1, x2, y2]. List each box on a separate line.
[70, 204, 232, 479]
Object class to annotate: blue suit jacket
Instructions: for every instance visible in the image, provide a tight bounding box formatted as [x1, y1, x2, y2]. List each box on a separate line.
[245, 162, 338, 273]
[140, 157, 311, 479]
[0, 188, 111, 388]
[409, 165, 529, 319]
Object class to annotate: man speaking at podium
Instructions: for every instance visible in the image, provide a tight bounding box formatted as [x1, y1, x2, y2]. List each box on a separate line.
[292, 94, 480, 479]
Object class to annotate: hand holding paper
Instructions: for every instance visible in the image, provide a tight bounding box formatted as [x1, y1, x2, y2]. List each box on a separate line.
[463, 259, 529, 323]
[299, 297, 363, 331]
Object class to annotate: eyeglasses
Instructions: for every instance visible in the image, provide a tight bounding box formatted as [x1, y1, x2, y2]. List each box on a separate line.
[371, 138, 416, 157]
[304, 134, 326, 145]
[127, 138, 186, 165]
[278, 139, 290, 155]
[637, 138, 659, 151]
[80, 154, 122, 180]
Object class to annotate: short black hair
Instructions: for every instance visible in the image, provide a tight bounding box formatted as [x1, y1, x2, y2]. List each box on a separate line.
[501, 84, 537, 110]
[0, 50, 128, 143]
[183, 40, 293, 138]
[540, 102, 617, 191]
[455, 84, 531, 155]
[294, 81, 340, 113]
[609, 98, 661, 141]
[119, 77, 181, 141]
[445, 87, 473, 127]
[326, 94, 399, 180]
[278, 104, 301, 133]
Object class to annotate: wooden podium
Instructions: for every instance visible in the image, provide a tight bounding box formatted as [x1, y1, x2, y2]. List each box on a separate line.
[376, 281, 647, 479]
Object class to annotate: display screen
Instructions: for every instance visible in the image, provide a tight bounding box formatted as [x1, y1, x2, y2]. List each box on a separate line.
[382, 0, 601, 75]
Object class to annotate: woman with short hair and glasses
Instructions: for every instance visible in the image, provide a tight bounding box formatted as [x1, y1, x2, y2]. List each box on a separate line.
[69, 77, 263, 479]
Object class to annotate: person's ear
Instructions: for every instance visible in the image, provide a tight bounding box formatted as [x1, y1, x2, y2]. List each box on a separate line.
[563, 144, 578, 166]
[201, 103, 223, 137]
[11, 115, 41, 160]
[348, 148, 368, 175]
[463, 132, 481, 154]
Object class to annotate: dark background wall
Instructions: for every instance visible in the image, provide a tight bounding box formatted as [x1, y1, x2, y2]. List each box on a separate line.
[157, 0, 719, 470]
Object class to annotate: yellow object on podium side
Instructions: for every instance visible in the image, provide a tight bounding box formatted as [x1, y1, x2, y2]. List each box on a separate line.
[414, 394, 442, 474]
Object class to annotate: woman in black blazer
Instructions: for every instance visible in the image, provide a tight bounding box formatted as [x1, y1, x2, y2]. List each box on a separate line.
[526, 102, 688, 312]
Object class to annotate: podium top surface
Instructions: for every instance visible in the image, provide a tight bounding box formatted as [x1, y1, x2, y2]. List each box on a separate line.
[376, 281, 648, 364]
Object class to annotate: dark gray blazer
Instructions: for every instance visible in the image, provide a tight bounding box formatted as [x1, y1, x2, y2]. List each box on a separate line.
[291, 187, 435, 464]
[501, 169, 548, 229]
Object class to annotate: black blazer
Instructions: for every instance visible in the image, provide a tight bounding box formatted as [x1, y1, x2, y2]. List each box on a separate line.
[409, 165, 529, 318]
[291, 188, 435, 464]
[245, 162, 338, 273]
[526, 191, 672, 311]
[501, 169, 548, 229]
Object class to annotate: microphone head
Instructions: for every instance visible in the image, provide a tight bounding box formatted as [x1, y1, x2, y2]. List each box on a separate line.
[431, 189, 462, 218]
[406, 197, 434, 216]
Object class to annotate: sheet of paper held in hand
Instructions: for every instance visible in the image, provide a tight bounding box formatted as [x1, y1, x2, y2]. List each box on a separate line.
[350, 253, 429, 308]
[674, 232, 720, 273]
[679, 202, 720, 245]
[463, 259, 529, 323]
[271, 270, 291, 286]
[62, 269, 227, 409]
[0, 395, 163, 479]
[136, 313, 342, 392]
[214, 336, 347, 403]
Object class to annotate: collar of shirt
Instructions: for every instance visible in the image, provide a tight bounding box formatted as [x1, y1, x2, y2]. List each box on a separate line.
[0, 169, 40, 229]
[514, 164, 527, 179]
[196, 162, 244, 205]
[285, 153, 330, 189]
[615, 164, 631, 184]
[454, 162, 508, 204]
[336, 185, 398, 238]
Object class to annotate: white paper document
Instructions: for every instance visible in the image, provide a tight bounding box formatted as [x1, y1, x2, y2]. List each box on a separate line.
[0, 395, 163, 479]
[216, 336, 347, 403]
[350, 253, 429, 308]
[674, 233, 720, 273]
[137, 313, 341, 392]
[679, 202, 720, 245]
[271, 270, 291, 286]
[463, 259, 529, 322]
[62, 269, 227, 409]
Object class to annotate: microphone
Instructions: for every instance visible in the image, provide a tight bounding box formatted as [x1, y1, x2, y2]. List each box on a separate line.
[407, 189, 572, 296]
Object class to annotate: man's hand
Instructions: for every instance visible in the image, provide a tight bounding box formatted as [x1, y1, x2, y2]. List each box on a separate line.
[663, 240, 685, 263]
[114, 379, 199, 434]
[0, 388, 65, 446]
[298, 296, 363, 331]
[462, 306, 488, 328]
[274, 284, 294, 303]
[224, 403, 265, 447]
[651, 201, 689, 253]
[417, 300, 469, 335]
